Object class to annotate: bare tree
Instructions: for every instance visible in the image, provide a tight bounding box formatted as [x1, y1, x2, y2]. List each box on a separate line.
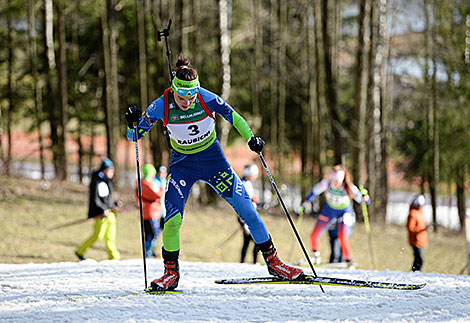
[278, 0, 287, 171]
[313, 0, 326, 182]
[430, 1, 440, 232]
[365, 0, 378, 217]
[102, 0, 120, 183]
[352, 0, 369, 186]
[378, 0, 390, 220]
[136, 0, 152, 164]
[269, 0, 279, 156]
[42, 0, 61, 178]
[250, 0, 262, 132]
[56, 0, 68, 180]
[28, 0, 46, 179]
[218, 0, 232, 147]
[5, 0, 15, 176]
[423, 0, 439, 231]
[321, 0, 342, 165]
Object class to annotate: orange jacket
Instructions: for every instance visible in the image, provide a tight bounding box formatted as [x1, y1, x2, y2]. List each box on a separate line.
[407, 207, 428, 248]
[135, 179, 165, 220]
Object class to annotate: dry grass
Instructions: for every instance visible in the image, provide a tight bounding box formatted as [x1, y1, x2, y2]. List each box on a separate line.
[0, 176, 467, 275]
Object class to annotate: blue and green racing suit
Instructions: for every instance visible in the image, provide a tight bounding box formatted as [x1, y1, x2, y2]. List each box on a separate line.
[305, 179, 369, 261]
[127, 87, 270, 253]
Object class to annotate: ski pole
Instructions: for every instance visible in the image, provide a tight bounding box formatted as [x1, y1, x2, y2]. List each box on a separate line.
[216, 227, 241, 254]
[157, 19, 174, 84]
[257, 153, 324, 293]
[46, 206, 132, 231]
[134, 126, 148, 290]
[157, 19, 174, 146]
[361, 199, 376, 269]
[47, 217, 90, 231]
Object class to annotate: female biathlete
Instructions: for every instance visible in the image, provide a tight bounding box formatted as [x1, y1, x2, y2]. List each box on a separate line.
[125, 54, 303, 291]
[299, 165, 370, 265]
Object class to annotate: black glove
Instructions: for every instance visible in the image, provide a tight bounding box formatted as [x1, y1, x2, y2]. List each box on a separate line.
[125, 105, 141, 127]
[248, 136, 265, 153]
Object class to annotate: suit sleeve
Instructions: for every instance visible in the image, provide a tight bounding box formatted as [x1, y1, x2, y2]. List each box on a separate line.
[127, 97, 165, 142]
[200, 89, 254, 142]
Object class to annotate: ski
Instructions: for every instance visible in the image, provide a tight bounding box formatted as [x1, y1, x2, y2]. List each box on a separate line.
[215, 275, 426, 290]
[65, 290, 181, 301]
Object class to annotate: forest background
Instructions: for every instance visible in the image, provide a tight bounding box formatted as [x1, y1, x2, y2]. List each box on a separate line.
[0, 0, 469, 238]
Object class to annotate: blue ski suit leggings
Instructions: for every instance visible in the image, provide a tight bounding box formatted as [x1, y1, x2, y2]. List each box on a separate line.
[162, 140, 269, 252]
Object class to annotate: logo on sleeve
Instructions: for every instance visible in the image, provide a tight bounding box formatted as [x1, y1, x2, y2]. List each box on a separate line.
[216, 96, 224, 106]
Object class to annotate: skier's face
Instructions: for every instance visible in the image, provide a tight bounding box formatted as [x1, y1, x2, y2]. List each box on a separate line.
[103, 167, 115, 179]
[173, 92, 197, 111]
[329, 170, 345, 186]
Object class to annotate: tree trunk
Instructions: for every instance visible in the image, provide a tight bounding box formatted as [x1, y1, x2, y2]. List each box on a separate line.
[278, 0, 287, 172]
[300, 1, 311, 196]
[56, 0, 68, 180]
[378, 0, 390, 221]
[365, 0, 377, 217]
[269, 0, 279, 160]
[89, 121, 95, 177]
[313, 0, 325, 182]
[218, 0, 232, 147]
[28, 0, 46, 179]
[431, 2, 439, 233]
[352, 0, 369, 185]
[5, 0, 14, 176]
[77, 119, 84, 183]
[137, 0, 148, 113]
[102, 0, 120, 185]
[321, 0, 342, 165]
[456, 166, 466, 231]
[43, 0, 60, 178]
[250, 0, 261, 134]
[136, 0, 151, 164]
[424, 0, 438, 231]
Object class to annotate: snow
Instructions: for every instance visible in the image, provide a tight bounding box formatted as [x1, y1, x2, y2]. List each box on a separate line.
[1, 259, 469, 322]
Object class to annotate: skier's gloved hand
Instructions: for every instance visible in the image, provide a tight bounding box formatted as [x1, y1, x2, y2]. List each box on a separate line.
[360, 186, 370, 203]
[298, 201, 308, 216]
[360, 187, 369, 196]
[248, 136, 265, 153]
[125, 105, 142, 128]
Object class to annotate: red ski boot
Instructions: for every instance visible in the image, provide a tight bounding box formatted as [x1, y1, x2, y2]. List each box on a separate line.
[259, 239, 304, 280]
[150, 250, 180, 291]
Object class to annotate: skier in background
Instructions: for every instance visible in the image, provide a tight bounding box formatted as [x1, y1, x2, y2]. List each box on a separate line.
[75, 157, 121, 261]
[327, 217, 354, 263]
[238, 164, 260, 264]
[125, 54, 304, 291]
[135, 164, 165, 258]
[154, 165, 168, 250]
[299, 165, 369, 265]
[407, 194, 429, 272]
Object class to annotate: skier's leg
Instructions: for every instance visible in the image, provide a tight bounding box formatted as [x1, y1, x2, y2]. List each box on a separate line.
[143, 220, 155, 258]
[411, 246, 423, 271]
[76, 217, 106, 258]
[103, 211, 120, 260]
[204, 164, 302, 279]
[252, 238, 259, 264]
[309, 214, 332, 252]
[337, 208, 355, 262]
[337, 221, 352, 262]
[240, 228, 250, 263]
[151, 164, 196, 290]
[149, 218, 161, 258]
